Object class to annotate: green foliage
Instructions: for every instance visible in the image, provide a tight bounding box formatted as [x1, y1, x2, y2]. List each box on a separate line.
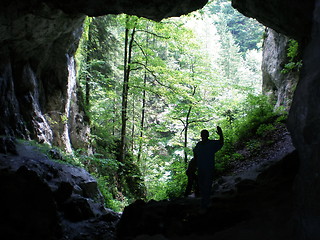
[281, 39, 303, 74]
[275, 114, 288, 123]
[120, 155, 146, 200]
[165, 160, 187, 199]
[215, 94, 287, 174]
[144, 156, 187, 201]
[206, 0, 264, 53]
[245, 139, 261, 155]
[256, 123, 275, 137]
[231, 152, 245, 162]
[235, 94, 275, 144]
[96, 176, 127, 212]
[73, 1, 268, 209]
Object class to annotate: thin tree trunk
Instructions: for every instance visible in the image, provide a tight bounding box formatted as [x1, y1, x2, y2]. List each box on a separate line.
[119, 16, 137, 162]
[183, 66, 197, 164]
[85, 20, 92, 109]
[137, 70, 147, 162]
[137, 25, 149, 162]
[131, 98, 135, 152]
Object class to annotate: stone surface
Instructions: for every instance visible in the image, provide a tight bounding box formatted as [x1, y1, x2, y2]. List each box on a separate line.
[45, 0, 208, 21]
[117, 148, 299, 240]
[233, 0, 320, 238]
[0, 138, 120, 240]
[0, 3, 88, 151]
[262, 28, 299, 110]
[1, 0, 320, 239]
[288, 1, 320, 238]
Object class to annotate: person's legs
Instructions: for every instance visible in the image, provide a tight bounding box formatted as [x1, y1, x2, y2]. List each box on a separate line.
[194, 174, 200, 197]
[198, 168, 213, 209]
[184, 174, 193, 196]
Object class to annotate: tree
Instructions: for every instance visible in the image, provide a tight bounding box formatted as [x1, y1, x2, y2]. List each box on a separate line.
[76, 15, 123, 155]
[75, 7, 265, 202]
[206, 0, 264, 53]
[119, 15, 138, 163]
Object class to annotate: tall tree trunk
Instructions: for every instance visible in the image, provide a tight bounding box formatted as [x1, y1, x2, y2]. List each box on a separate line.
[85, 76, 90, 108]
[119, 16, 137, 162]
[137, 25, 150, 162]
[137, 70, 147, 162]
[85, 20, 92, 110]
[131, 98, 135, 152]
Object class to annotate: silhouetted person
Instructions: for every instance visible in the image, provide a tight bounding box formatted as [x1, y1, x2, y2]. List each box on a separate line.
[184, 158, 199, 197]
[193, 127, 224, 209]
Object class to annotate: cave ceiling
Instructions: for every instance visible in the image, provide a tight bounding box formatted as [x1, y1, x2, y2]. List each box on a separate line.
[3, 0, 208, 21]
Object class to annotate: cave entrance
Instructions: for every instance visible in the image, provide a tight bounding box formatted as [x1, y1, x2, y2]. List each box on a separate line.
[74, 0, 291, 211]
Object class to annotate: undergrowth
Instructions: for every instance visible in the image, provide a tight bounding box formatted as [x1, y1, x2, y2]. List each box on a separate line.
[215, 94, 288, 175]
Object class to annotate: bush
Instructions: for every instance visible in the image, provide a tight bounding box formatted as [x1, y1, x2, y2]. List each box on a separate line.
[256, 123, 276, 137]
[281, 39, 302, 74]
[166, 160, 187, 199]
[215, 94, 287, 174]
[233, 94, 276, 144]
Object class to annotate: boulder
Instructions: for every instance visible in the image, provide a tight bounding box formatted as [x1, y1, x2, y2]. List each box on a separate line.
[0, 137, 120, 240]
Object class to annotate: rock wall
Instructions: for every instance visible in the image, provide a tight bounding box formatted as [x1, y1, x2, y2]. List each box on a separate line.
[262, 28, 299, 110]
[233, 0, 320, 238]
[0, 2, 88, 151]
[1, 0, 320, 239]
[288, 1, 320, 238]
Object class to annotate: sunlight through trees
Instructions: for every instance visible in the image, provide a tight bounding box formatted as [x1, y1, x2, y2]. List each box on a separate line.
[74, 0, 273, 209]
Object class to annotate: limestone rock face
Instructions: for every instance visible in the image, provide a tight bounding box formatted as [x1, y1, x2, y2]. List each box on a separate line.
[233, 0, 320, 238]
[262, 28, 299, 110]
[288, 2, 320, 238]
[0, 3, 87, 151]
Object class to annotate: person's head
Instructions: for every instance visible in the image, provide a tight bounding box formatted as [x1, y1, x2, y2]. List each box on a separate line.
[200, 129, 209, 141]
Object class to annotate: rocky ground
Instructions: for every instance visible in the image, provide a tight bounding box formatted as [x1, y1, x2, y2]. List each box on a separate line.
[0, 124, 298, 240]
[117, 124, 299, 240]
[0, 137, 120, 240]
[213, 123, 295, 197]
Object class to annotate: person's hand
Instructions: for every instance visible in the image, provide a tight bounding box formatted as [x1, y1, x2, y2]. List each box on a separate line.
[216, 126, 223, 136]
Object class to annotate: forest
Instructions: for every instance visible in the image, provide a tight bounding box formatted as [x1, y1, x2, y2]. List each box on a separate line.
[56, 0, 288, 211]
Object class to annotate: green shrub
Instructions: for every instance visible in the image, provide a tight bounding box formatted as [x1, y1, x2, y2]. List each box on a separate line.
[233, 94, 275, 144]
[231, 152, 245, 161]
[245, 139, 261, 155]
[96, 176, 128, 212]
[214, 94, 288, 174]
[166, 160, 187, 199]
[256, 123, 275, 137]
[281, 39, 302, 74]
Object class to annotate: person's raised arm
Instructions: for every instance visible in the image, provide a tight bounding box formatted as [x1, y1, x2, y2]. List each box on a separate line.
[216, 126, 224, 145]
